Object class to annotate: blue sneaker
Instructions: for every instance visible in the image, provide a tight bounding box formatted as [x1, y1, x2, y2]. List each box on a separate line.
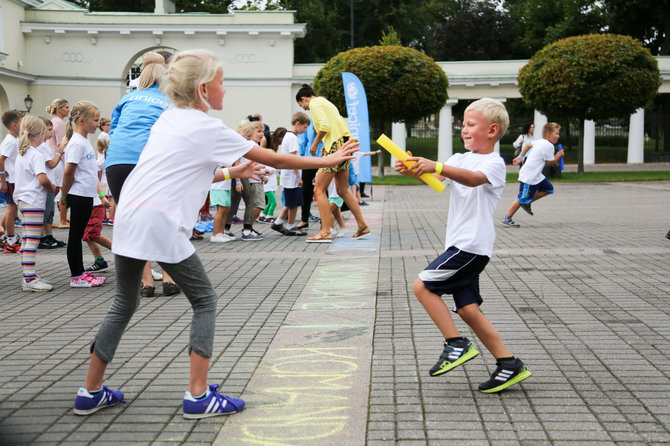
[182, 384, 245, 419]
[73, 386, 126, 415]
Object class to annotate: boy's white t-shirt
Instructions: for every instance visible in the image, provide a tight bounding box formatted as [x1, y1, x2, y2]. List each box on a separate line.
[13, 147, 48, 208]
[210, 165, 231, 191]
[64, 133, 98, 198]
[263, 165, 277, 192]
[279, 131, 300, 189]
[0, 134, 18, 181]
[443, 151, 506, 258]
[36, 142, 56, 184]
[518, 138, 554, 186]
[113, 108, 255, 263]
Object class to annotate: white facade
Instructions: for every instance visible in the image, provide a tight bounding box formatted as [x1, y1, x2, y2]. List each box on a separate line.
[2, 0, 670, 163]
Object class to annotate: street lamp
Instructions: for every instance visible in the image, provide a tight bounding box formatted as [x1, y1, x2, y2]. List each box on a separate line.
[15, 94, 33, 114]
[23, 94, 33, 113]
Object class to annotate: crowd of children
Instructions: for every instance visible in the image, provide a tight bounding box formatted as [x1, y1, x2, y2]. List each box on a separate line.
[0, 48, 551, 420]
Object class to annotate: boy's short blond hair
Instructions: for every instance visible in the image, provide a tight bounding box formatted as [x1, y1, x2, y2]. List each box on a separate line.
[464, 98, 509, 141]
[236, 120, 256, 139]
[543, 122, 561, 137]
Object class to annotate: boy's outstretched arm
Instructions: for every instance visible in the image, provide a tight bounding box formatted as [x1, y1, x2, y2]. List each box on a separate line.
[399, 155, 489, 187]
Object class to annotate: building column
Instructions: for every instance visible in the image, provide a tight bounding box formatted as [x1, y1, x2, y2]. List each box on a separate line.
[390, 122, 407, 167]
[583, 119, 595, 165]
[533, 110, 548, 140]
[628, 108, 644, 164]
[438, 99, 458, 162]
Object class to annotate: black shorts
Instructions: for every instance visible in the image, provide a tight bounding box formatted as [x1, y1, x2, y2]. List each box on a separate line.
[418, 246, 490, 310]
[106, 164, 136, 204]
[282, 187, 303, 207]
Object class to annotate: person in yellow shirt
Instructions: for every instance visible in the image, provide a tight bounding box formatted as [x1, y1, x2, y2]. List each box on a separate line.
[296, 84, 371, 243]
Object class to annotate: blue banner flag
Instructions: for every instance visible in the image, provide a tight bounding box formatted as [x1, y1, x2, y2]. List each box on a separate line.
[341, 72, 372, 183]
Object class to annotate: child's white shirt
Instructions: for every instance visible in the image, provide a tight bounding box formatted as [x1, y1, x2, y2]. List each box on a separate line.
[263, 165, 277, 192]
[210, 164, 231, 191]
[64, 133, 98, 198]
[443, 151, 506, 258]
[97, 153, 108, 186]
[113, 108, 254, 263]
[0, 134, 18, 180]
[13, 146, 48, 208]
[518, 138, 554, 186]
[36, 142, 56, 184]
[279, 132, 300, 189]
[327, 178, 339, 198]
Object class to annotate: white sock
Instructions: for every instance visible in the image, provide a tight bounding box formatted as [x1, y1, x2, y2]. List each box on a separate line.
[287, 224, 296, 230]
[7, 235, 17, 244]
[275, 218, 284, 225]
[242, 229, 251, 235]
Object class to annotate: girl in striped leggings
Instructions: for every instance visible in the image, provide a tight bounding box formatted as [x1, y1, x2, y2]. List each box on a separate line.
[13, 116, 57, 291]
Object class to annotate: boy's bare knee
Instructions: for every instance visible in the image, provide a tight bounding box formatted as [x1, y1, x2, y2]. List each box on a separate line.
[457, 303, 480, 323]
[413, 278, 428, 300]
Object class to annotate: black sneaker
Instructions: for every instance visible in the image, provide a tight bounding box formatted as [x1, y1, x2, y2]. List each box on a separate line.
[429, 337, 480, 377]
[666, 230, 670, 240]
[85, 258, 109, 273]
[520, 203, 533, 215]
[45, 234, 66, 247]
[271, 222, 287, 234]
[38, 237, 58, 249]
[478, 357, 531, 393]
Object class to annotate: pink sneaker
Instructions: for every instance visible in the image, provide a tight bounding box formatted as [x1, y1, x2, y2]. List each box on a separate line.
[81, 272, 106, 286]
[71, 275, 94, 288]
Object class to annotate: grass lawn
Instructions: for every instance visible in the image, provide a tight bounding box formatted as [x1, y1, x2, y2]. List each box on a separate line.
[372, 170, 670, 186]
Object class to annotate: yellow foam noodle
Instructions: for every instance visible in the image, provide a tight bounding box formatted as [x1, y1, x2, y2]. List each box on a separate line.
[376, 134, 445, 193]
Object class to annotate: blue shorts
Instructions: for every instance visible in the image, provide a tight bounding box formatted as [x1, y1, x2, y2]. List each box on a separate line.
[282, 187, 303, 207]
[418, 246, 490, 310]
[517, 178, 553, 204]
[348, 169, 358, 186]
[209, 189, 231, 207]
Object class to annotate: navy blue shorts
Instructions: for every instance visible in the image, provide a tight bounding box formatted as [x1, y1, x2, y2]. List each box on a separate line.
[517, 178, 553, 204]
[5, 182, 15, 205]
[282, 186, 303, 207]
[418, 246, 490, 310]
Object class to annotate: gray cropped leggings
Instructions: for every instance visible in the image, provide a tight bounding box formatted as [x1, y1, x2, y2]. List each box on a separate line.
[92, 253, 218, 363]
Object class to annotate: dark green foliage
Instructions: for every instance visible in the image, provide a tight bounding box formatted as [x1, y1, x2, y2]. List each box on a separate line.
[313, 45, 448, 123]
[518, 34, 661, 121]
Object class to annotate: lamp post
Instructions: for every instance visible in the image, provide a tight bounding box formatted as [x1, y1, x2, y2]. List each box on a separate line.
[15, 94, 33, 114]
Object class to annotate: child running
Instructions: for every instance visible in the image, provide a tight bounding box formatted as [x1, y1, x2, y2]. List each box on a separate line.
[60, 101, 106, 288]
[501, 122, 564, 228]
[73, 49, 359, 419]
[395, 98, 531, 393]
[13, 116, 57, 291]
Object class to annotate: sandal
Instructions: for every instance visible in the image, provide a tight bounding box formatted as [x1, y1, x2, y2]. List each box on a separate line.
[140, 285, 155, 297]
[190, 229, 203, 240]
[306, 232, 332, 243]
[162, 282, 181, 296]
[351, 225, 371, 240]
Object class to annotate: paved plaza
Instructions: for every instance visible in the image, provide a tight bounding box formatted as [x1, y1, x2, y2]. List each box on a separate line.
[1, 179, 670, 445]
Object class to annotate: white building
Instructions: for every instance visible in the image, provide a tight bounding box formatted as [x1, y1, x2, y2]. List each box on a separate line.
[2, 0, 669, 163]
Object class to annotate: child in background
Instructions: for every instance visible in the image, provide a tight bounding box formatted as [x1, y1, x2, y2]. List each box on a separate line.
[327, 179, 347, 238]
[36, 117, 67, 249]
[271, 113, 310, 236]
[46, 98, 70, 229]
[84, 138, 113, 272]
[97, 119, 114, 226]
[395, 98, 531, 394]
[60, 101, 106, 288]
[0, 111, 24, 253]
[73, 49, 358, 419]
[258, 127, 285, 224]
[209, 165, 234, 243]
[13, 116, 57, 291]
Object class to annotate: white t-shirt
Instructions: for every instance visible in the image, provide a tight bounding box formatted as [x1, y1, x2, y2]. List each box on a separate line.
[64, 133, 98, 198]
[97, 153, 107, 186]
[0, 134, 18, 181]
[263, 165, 277, 192]
[36, 142, 56, 184]
[443, 151, 506, 258]
[327, 178, 339, 198]
[518, 138, 555, 186]
[13, 147, 48, 208]
[113, 108, 255, 263]
[242, 157, 262, 184]
[279, 132, 300, 189]
[210, 165, 231, 191]
[98, 131, 110, 143]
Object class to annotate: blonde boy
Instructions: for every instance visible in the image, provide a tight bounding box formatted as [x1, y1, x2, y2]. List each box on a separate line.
[395, 98, 531, 393]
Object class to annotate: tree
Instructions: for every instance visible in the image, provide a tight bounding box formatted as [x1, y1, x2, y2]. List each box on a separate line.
[518, 34, 661, 173]
[313, 45, 448, 175]
[420, 0, 525, 60]
[503, 0, 606, 58]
